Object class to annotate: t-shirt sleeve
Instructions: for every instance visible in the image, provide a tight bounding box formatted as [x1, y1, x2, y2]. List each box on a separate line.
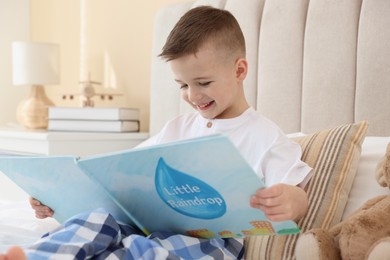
[261, 138, 312, 187]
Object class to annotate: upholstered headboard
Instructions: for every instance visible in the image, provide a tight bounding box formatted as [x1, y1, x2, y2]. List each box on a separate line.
[149, 0, 390, 136]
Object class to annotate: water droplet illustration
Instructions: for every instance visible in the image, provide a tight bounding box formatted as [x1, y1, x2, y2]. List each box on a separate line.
[155, 158, 226, 219]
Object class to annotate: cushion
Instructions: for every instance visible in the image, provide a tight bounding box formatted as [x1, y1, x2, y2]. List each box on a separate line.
[244, 121, 368, 259]
[342, 137, 390, 219]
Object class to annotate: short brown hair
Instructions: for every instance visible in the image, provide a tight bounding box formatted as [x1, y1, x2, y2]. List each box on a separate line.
[159, 6, 246, 61]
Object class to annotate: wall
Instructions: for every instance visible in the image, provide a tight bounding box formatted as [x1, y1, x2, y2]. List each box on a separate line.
[0, 0, 31, 201]
[1, 0, 185, 132]
[0, 0, 30, 128]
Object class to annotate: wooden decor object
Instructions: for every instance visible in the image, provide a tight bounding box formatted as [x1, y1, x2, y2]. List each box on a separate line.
[17, 85, 54, 129]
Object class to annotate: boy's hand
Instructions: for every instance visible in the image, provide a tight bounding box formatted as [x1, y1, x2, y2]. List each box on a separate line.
[29, 197, 54, 219]
[250, 183, 308, 222]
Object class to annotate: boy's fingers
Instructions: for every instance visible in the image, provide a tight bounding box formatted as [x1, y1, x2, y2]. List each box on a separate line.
[256, 184, 283, 198]
[35, 208, 53, 219]
[29, 197, 41, 206]
[29, 197, 54, 218]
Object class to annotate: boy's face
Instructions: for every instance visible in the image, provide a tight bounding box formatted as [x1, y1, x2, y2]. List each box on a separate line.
[169, 44, 248, 119]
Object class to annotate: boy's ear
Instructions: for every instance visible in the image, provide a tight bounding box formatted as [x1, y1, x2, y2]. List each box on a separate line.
[235, 58, 248, 80]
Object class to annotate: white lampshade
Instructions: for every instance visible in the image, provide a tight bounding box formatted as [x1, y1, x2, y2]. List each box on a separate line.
[12, 41, 60, 86]
[12, 41, 60, 129]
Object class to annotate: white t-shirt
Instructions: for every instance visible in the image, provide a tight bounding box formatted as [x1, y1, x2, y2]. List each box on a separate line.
[140, 107, 311, 186]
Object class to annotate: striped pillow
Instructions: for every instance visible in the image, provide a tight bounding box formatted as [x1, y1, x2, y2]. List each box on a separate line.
[244, 121, 368, 259]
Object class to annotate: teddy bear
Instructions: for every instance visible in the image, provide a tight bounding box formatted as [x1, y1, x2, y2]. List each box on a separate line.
[295, 142, 390, 260]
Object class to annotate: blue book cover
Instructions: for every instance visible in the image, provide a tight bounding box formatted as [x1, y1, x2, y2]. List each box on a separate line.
[0, 135, 300, 238]
[0, 156, 133, 225]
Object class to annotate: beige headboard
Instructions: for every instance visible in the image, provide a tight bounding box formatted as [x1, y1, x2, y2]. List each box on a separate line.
[149, 0, 390, 136]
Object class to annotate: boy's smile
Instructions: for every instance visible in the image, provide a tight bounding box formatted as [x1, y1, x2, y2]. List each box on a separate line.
[169, 43, 249, 119]
[193, 100, 215, 110]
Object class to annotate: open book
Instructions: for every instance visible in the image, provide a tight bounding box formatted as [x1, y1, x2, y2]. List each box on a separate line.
[0, 135, 300, 238]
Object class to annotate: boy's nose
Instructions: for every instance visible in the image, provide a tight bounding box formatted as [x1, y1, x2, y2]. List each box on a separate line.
[187, 87, 202, 102]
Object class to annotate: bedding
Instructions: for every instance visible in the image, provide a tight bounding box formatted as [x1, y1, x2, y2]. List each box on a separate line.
[14, 209, 244, 259]
[342, 136, 390, 219]
[0, 201, 59, 252]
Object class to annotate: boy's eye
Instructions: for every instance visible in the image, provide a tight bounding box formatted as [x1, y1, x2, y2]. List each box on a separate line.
[179, 84, 188, 89]
[198, 81, 212, 87]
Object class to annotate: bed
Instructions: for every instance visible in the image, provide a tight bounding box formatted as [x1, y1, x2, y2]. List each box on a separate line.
[1, 0, 390, 258]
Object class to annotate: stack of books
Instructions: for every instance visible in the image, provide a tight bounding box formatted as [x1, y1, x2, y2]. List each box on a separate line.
[48, 107, 140, 133]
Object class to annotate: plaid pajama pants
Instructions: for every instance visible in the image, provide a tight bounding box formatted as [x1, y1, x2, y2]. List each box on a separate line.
[26, 209, 244, 259]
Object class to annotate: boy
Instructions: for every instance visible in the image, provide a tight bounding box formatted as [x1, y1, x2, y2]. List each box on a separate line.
[4, 6, 311, 259]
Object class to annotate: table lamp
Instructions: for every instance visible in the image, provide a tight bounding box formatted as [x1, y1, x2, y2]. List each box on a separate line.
[12, 41, 60, 129]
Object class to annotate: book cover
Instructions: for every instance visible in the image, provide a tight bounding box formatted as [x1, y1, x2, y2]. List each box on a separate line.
[48, 120, 140, 132]
[0, 156, 133, 225]
[0, 135, 300, 238]
[48, 107, 140, 121]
